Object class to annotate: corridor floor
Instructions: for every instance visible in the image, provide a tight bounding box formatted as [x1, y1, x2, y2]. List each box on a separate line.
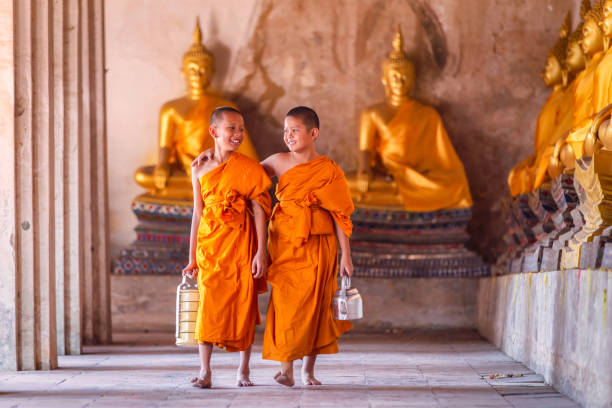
[0, 331, 578, 408]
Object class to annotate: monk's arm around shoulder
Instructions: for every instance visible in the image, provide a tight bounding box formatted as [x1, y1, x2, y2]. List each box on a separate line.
[182, 168, 203, 278]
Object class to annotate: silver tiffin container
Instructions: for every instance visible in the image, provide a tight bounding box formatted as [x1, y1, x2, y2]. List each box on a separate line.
[175, 275, 199, 346]
[333, 276, 363, 320]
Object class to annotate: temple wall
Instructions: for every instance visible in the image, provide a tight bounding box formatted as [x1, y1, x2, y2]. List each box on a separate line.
[478, 271, 612, 408]
[112, 276, 479, 333]
[106, 0, 581, 261]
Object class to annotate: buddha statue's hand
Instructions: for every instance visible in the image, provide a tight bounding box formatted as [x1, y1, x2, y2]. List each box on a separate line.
[154, 163, 170, 189]
[192, 148, 214, 167]
[356, 171, 371, 193]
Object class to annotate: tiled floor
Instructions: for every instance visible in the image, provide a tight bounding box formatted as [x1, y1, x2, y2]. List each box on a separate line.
[0, 331, 578, 408]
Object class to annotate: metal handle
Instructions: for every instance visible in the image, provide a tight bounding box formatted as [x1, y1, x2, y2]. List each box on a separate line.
[180, 274, 197, 290]
[341, 276, 350, 298]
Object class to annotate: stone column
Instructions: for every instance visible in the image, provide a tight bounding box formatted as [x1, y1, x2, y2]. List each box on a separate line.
[0, 0, 17, 372]
[80, 0, 111, 346]
[0, 0, 110, 370]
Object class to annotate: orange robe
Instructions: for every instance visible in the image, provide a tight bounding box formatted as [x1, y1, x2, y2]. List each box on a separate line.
[507, 87, 566, 196]
[263, 156, 353, 362]
[375, 99, 472, 211]
[195, 152, 271, 351]
[566, 52, 604, 159]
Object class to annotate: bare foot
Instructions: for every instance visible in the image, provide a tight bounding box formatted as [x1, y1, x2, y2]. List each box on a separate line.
[274, 371, 295, 387]
[302, 373, 322, 386]
[191, 373, 212, 389]
[237, 372, 254, 387]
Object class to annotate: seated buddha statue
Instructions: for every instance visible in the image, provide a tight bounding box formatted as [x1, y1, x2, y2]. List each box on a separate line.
[583, 0, 612, 156]
[134, 19, 258, 199]
[549, 5, 590, 178]
[560, 0, 606, 163]
[348, 26, 472, 212]
[508, 13, 572, 195]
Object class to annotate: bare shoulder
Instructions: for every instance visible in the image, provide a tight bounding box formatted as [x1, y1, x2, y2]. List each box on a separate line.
[192, 160, 216, 181]
[261, 152, 291, 177]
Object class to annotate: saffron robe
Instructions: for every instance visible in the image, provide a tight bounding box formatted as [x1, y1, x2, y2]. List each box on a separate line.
[263, 156, 353, 362]
[372, 99, 472, 211]
[195, 152, 271, 351]
[508, 86, 567, 196]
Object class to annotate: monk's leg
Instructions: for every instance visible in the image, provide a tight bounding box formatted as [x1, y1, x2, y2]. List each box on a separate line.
[274, 361, 295, 387]
[302, 355, 322, 385]
[191, 342, 212, 388]
[237, 346, 254, 387]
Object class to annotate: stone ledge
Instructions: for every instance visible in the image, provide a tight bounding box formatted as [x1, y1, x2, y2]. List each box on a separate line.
[112, 275, 479, 333]
[478, 270, 612, 408]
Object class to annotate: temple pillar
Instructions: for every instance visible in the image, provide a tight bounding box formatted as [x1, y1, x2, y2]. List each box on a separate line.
[0, 0, 109, 370]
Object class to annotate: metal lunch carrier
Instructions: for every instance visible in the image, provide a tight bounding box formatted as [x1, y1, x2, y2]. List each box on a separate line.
[333, 276, 363, 320]
[175, 275, 199, 346]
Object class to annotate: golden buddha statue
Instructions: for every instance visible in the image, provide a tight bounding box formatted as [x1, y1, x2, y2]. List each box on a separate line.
[508, 13, 572, 195]
[547, 17, 588, 179]
[134, 19, 258, 199]
[348, 26, 472, 211]
[583, 0, 612, 155]
[549, 4, 591, 177]
[562, 0, 606, 161]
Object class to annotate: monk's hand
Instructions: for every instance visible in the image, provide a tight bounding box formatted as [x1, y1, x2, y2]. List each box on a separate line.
[182, 260, 198, 279]
[153, 163, 170, 189]
[191, 148, 215, 167]
[252, 251, 267, 279]
[339, 252, 353, 277]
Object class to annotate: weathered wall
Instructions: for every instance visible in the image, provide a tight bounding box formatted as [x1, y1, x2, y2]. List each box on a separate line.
[106, 0, 581, 261]
[112, 275, 478, 332]
[478, 271, 612, 408]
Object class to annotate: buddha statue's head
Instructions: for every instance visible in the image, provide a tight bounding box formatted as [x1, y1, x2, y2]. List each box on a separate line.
[566, 23, 587, 74]
[544, 12, 570, 87]
[582, 0, 605, 56]
[601, 0, 612, 38]
[382, 26, 416, 101]
[182, 18, 214, 93]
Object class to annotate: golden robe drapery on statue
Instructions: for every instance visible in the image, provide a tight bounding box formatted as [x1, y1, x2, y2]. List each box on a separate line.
[368, 99, 473, 212]
[507, 87, 568, 196]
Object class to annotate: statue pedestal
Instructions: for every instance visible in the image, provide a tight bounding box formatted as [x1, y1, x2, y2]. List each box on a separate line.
[112, 194, 192, 275]
[350, 206, 489, 278]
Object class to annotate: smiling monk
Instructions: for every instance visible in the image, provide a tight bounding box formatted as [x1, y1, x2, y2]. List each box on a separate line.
[260, 107, 354, 387]
[183, 106, 271, 389]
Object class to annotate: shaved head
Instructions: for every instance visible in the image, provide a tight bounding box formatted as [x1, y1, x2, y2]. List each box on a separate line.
[286, 106, 319, 130]
[210, 106, 242, 126]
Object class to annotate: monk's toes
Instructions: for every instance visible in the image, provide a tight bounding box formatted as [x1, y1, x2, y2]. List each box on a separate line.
[237, 377, 254, 387]
[191, 377, 212, 388]
[274, 373, 295, 387]
[303, 377, 322, 386]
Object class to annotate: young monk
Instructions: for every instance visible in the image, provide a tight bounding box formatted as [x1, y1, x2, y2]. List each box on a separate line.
[182, 106, 271, 389]
[193, 106, 354, 387]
